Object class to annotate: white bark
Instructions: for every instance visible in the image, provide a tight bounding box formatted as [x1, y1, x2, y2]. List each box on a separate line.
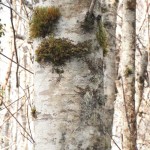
[89, 0, 96, 14]
[118, 0, 137, 149]
[33, 0, 112, 149]
[101, 0, 118, 108]
[100, 0, 118, 149]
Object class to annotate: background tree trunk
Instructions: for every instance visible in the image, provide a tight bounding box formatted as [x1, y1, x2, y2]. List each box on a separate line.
[100, 0, 118, 149]
[117, 0, 137, 149]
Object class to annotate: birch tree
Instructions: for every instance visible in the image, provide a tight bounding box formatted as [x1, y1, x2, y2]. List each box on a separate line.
[32, 0, 117, 149]
[2, 0, 150, 149]
[117, 0, 137, 149]
[98, 0, 118, 149]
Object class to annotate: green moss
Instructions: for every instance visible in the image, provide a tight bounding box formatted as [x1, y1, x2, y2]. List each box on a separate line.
[124, 67, 133, 77]
[35, 36, 91, 66]
[29, 6, 61, 38]
[31, 106, 37, 118]
[96, 20, 108, 56]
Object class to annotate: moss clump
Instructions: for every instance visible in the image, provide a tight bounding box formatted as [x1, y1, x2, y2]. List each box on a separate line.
[31, 106, 37, 118]
[96, 20, 108, 56]
[35, 36, 91, 66]
[29, 6, 61, 38]
[124, 67, 133, 77]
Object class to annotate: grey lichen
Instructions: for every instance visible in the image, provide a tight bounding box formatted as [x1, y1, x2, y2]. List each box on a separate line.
[75, 84, 104, 125]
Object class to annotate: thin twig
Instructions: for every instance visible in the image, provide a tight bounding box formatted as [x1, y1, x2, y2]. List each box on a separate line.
[1, 98, 35, 143]
[1, 51, 15, 90]
[0, 89, 33, 127]
[10, 0, 19, 87]
[20, 85, 32, 108]
[0, 52, 34, 74]
[137, 3, 150, 34]
[106, 29, 122, 43]
[21, 132, 33, 144]
[0, 2, 28, 22]
[0, 97, 27, 128]
[99, 117, 121, 150]
[0, 95, 24, 111]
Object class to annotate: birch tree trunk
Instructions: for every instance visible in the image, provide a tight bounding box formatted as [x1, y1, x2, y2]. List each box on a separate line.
[33, 0, 114, 149]
[117, 0, 137, 149]
[100, 0, 118, 148]
[102, 0, 118, 108]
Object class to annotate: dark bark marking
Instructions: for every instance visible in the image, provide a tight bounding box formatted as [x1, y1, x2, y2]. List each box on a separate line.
[127, 1, 136, 10]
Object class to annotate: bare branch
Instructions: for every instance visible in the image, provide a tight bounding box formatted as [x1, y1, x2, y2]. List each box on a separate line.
[0, 2, 28, 22]
[0, 98, 35, 143]
[0, 52, 34, 74]
[137, 3, 150, 34]
[10, 0, 19, 87]
[0, 95, 24, 111]
[1, 51, 14, 90]
[98, 116, 121, 150]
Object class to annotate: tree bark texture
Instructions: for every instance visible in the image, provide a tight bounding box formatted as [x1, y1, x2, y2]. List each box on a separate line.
[33, 0, 113, 150]
[119, 0, 137, 149]
[102, 0, 118, 109]
[100, 0, 118, 148]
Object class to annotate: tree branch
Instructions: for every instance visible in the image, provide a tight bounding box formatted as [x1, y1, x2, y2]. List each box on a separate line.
[0, 97, 35, 143]
[10, 0, 19, 87]
[0, 52, 34, 74]
[1, 51, 14, 90]
[0, 2, 28, 22]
